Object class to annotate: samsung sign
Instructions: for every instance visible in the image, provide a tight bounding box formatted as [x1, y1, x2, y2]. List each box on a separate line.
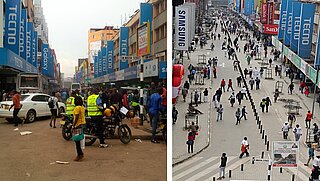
[41, 44, 49, 76]
[175, 6, 189, 51]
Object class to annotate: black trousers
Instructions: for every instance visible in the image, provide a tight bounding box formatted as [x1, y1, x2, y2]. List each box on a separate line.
[75, 141, 83, 156]
[239, 149, 249, 158]
[188, 143, 194, 153]
[13, 108, 22, 125]
[92, 116, 105, 144]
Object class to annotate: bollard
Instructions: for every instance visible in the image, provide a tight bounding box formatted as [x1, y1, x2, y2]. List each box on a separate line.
[260, 125, 263, 133]
[252, 156, 255, 164]
[229, 170, 232, 178]
[267, 175, 271, 180]
[292, 174, 295, 181]
[261, 151, 264, 159]
[265, 135, 267, 145]
[280, 167, 283, 173]
[262, 130, 265, 139]
[241, 164, 244, 171]
[267, 141, 270, 151]
[212, 177, 215, 181]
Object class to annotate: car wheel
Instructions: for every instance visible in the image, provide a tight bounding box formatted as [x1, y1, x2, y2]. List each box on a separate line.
[26, 110, 36, 123]
[58, 107, 65, 117]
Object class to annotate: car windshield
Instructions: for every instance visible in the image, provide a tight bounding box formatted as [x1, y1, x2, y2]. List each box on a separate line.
[6, 95, 29, 101]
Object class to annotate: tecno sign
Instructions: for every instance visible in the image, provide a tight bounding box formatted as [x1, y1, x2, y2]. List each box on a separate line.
[264, 24, 278, 35]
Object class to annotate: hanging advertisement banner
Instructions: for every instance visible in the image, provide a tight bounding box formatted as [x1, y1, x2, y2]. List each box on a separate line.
[106, 41, 114, 74]
[139, 3, 153, 56]
[5, 0, 21, 55]
[48, 48, 54, 78]
[183, 3, 195, 49]
[315, 26, 320, 67]
[290, 2, 302, 53]
[137, 22, 150, 57]
[284, 0, 292, 46]
[101, 47, 107, 76]
[159, 61, 167, 79]
[41, 44, 49, 76]
[26, 22, 33, 65]
[278, 0, 287, 40]
[272, 141, 299, 167]
[32, 31, 38, 68]
[94, 56, 98, 78]
[236, 0, 240, 13]
[268, 2, 274, 25]
[297, 3, 315, 59]
[263, 24, 278, 35]
[19, 8, 27, 60]
[175, 5, 190, 51]
[119, 27, 129, 70]
[261, 3, 268, 24]
[98, 50, 102, 77]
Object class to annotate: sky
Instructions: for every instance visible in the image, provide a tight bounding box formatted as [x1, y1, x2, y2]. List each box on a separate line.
[42, 0, 145, 77]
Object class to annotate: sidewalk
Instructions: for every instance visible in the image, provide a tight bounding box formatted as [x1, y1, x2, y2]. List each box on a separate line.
[123, 119, 164, 141]
[173, 39, 212, 165]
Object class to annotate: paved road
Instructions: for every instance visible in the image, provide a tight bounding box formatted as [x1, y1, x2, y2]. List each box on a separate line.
[173, 12, 314, 180]
[0, 117, 166, 181]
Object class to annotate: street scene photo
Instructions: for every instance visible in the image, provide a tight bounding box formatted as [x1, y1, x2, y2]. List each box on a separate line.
[173, 0, 320, 180]
[0, 0, 167, 180]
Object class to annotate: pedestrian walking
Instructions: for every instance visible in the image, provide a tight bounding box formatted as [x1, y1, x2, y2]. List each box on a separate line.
[265, 97, 271, 112]
[187, 131, 195, 153]
[288, 83, 294, 94]
[255, 77, 261, 90]
[9, 91, 22, 127]
[299, 81, 306, 94]
[213, 66, 217, 78]
[268, 58, 272, 67]
[293, 124, 302, 141]
[240, 106, 248, 120]
[233, 61, 238, 71]
[216, 88, 223, 102]
[149, 88, 163, 144]
[220, 79, 226, 92]
[227, 79, 234, 91]
[71, 96, 86, 161]
[274, 88, 280, 102]
[305, 111, 313, 129]
[236, 76, 242, 87]
[313, 123, 319, 143]
[194, 90, 199, 106]
[282, 122, 290, 139]
[172, 106, 178, 124]
[241, 86, 248, 100]
[216, 104, 224, 121]
[48, 92, 59, 128]
[244, 68, 249, 79]
[235, 108, 241, 125]
[275, 65, 278, 76]
[246, 53, 251, 65]
[217, 153, 227, 180]
[236, 91, 243, 105]
[182, 87, 187, 102]
[259, 67, 264, 78]
[304, 86, 310, 97]
[287, 113, 296, 129]
[304, 144, 315, 166]
[260, 98, 267, 113]
[203, 88, 209, 102]
[228, 92, 236, 107]
[249, 78, 254, 90]
[239, 137, 250, 158]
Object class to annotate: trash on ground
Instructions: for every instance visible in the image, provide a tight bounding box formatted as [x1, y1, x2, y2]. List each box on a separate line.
[49, 162, 56, 165]
[26, 173, 31, 177]
[135, 139, 142, 143]
[55, 161, 69, 164]
[13, 128, 19, 131]
[20, 131, 32, 136]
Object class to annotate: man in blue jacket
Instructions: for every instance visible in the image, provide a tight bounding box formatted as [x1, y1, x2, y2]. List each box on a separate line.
[149, 87, 163, 143]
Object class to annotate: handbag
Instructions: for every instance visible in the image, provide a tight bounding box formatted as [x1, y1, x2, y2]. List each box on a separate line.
[72, 127, 84, 141]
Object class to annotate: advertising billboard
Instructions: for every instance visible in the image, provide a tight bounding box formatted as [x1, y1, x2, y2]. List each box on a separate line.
[159, 61, 167, 79]
[298, 3, 315, 59]
[263, 24, 278, 35]
[119, 27, 129, 70]
[94, 56, 98, 78]
[290, 2, 302, 53]
[48, 49, 54, 78]
[272, 141, 299, 167]
[278, 0, 287, 40]
[26, 22, 33, 65]
[139, 3, 153, 55]
[175, 5, 189, 51]
[32, 31, 38, 68]
[106, 41, 114, 74]
[137, 22, 150, 57]
[19, 8, 27, 60]
[284, 0, 292, 46]
[101, 47, 107, 76]
[143, 59, 158, 78]
[268, 2, 274, 25]
[315, 27, 320, 67]
[98, 50, 102, 77]
[41, 44, 49, 76]
[89, 41, 101, 57]
[5, 0, 22, 55]
[261, 3, 268, 24]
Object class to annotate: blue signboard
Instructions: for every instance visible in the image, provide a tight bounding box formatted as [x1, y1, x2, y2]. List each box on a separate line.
[140, 3, 153, 59]
[236, 0, 240, 13]
[32, 31, 38, 68]
[94, 56, 98, 78]
[5, 0, 21, 55]
[107, 41, 114, 73]
[298, 3, 315, 59]
[124, 66, 138, 80]
[0, 48, 38, 73]
[98, 50, 102, 77]
[101, 47, 107, 76]
[278, 0, 288, 40]
[41, 44, 49, 76]
[159, 61, 167, 79]
[284, 0, 292, 46]
[26, 22, 33, 65]
[119, 27, 129, 70]
[315, 28, 320, 67]
[48, 48, 54, 78]
[19, 8, 27, 59]
[290, 2, 302, 53]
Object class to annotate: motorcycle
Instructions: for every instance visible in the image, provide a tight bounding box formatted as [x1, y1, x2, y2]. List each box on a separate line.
[60, 113, 74, 141]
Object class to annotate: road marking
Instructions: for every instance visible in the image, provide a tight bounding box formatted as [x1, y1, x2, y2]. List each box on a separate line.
[173, 156, 219, 181]
[286, 161, 310, 181]
[173, 157, 203, 173]
[185, 156, 237, 181]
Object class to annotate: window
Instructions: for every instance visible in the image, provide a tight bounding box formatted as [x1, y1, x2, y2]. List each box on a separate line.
[31, 95, 50, 102]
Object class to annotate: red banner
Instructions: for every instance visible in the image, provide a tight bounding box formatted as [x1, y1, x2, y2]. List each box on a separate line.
[261, 3, 268, 24]
[268, 2, 274, 25]
[263, 24, 278, 35]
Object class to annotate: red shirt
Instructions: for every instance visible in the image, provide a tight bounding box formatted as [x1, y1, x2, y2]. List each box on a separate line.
[228, 80, 232, 86]
[122, 94, 129, 107]
[13, 93, 21, 109]
[162, 87, 167, 106]
[221, 80, 226, 86]
[306, 113, 312, 121]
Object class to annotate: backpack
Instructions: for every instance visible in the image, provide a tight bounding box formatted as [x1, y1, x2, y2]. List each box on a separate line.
[48, 97, 55, 109]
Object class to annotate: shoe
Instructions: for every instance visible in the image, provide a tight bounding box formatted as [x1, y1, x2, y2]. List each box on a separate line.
[14, 124, 18, 127]
[73, 155, 84, 161]
[151, 140, 160, 144]
[53, 126, 56, 128]
[49, 123, 52, 127]
[222, 176, 225, 179]
[217, 177, 222, 180]
[99, 144, 108, 148]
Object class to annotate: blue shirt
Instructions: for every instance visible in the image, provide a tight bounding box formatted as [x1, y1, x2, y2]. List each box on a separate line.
[148, 93, 162, 116]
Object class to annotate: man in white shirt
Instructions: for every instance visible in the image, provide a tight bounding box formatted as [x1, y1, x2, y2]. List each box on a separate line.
[282, 122, 290, 139]
[239, 137, 250, 158]
[293, 124, 302, 141]
[48, 92, 59, 128]
[241, 86, 248, 100]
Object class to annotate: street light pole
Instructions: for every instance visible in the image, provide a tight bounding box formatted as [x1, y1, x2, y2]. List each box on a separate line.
[312, 65, 319, 118]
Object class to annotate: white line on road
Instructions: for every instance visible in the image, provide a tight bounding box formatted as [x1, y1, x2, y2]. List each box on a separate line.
[173, 157, 203, 173]
[185, 156, 237, 181]
[173, 157, 219, 181]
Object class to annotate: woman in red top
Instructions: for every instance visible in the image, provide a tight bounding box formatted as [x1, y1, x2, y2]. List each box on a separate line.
[300, 81, 306, 94]
[227, 79, 234, 91]
[122, 90, 129, 108]
[9, 91, 22, 127]
[305, 111, 313, 128]
[187, 131, 195, 153]
[221, 79, 226, 92]
[304, 86, 310, 97]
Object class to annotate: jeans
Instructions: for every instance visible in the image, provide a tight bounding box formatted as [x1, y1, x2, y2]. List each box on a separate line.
[283, 131, 288, 139]
[295, 133, 301, 141]
[188, 141, 194, 153]
[13, 108, 21, 125]
[217, 113, 223, 121]
[151, 113, 160, 141]
[92, 116, 105, 144]
[75, 141, 83, 156]
[219, 167, 226, 177]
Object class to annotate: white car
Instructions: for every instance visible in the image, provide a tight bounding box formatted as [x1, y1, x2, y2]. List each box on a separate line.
[0, 93, 66, 123]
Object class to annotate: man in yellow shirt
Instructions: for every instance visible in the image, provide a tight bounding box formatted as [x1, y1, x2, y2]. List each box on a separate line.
[72, 96, 86, 161]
